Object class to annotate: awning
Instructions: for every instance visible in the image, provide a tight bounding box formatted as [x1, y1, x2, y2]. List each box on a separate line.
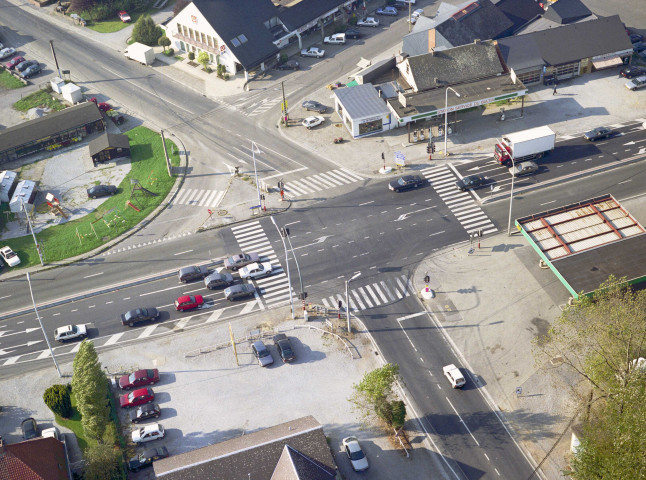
[592, 55, 623, 70]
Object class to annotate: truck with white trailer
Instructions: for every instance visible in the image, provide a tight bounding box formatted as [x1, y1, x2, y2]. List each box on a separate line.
[124, 43, 155, 65]
[494, 126, 555, 166]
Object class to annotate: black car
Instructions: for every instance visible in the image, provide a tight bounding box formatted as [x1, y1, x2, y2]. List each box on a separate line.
[276, 59, 300, 70]
[633, 42, 646, 53]
[21, 417, 38, 440]
[223, 283, 256, 301]
[455, 174, 487, 192]
[620, 66, 646, 78]
[130, 403, 161, 423]
[273, 333, 296, 363]
[178, 265, 210, 283]
[16, 60, 38, 72]
[204, 272, 235, 289]
[583, 127, 612, 141]
[630, 33, 644, 44]
[345, 28, 362, 39]
[302, 100, 327, 113]
[87, 184, 117, 198]
[121, 307, 159, 327]
[388, 175, 425, 192]
[128, 446, 169, 471]
[21, 64, 42, 79]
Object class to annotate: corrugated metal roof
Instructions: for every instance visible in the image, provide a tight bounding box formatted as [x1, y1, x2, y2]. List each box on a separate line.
[334, 83, 390, 119]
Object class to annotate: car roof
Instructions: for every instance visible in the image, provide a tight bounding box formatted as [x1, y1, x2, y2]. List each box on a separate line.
[132, 387, 152, 395]
[252, 340, 267, 349]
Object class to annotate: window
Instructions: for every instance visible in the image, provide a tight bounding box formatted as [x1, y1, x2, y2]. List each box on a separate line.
[189, 27, 194, 39]
[231, 37, 241, 47]
[238, 34, 248, 44]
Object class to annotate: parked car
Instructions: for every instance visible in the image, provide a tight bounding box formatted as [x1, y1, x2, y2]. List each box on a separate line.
[119, 387, 154, 408]
[223, 283, 256, 301]
[54, 324, 88, 342]
[323, 33, 346, 44]
[130, 403, 161, 423]
[6, 56, 25, 70]
[626, 75, 646, 91]
[302, 100, 327, 113]
[174, 295, 204, 311]
[121, 307, 159, 327]
[276, 59, 299, 70]
[42, 427, 60, 440]
[118, 10, 131, 22]
[620, 66, 646, 78]
[16, 60, 38, 73]
[0, 47, 16, 60]
[21, 418, 39, 440]
[388, 175, 425, 192]
[630, 33, 644, 43]
[300, 47, 325, 58]
[204, 272, 235, 289]
[87, 184, 117, 198]
[302, 116, 324, 129]
[583, 126, 612, 141]
[132, 423, 165, 444]
[396, 0, 416, 4]
[273, 333, 296, 362]
[376, 6, 397, 16]
[178, 265, 210, 283]
[508, 160, 539, 177]
[443, 364, 466, 388]
[97, 102, 112, 112]
[0, 246, 20, 267]
[341, 436, 369, 472]
[224, 252, 260, 271]
[239, 261, 273, 280]
[408, 8, 424, 24]
[251, 340, 274, 367]
[357, 17, 379, 27]
[128, 446, 169, 472]
[21, 63, 42, 79]
[119, 369, 159, 390]
[455, 174, 487, 191]
[344, 28, 362, 39]
[633, 42, 646, 53]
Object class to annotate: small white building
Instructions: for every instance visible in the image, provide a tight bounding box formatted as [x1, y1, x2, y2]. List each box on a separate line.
[0, 170, 17, 203]
[61, 83, 83, 105]
[10, 179, 37, 213]
[333, 84, 393, 139]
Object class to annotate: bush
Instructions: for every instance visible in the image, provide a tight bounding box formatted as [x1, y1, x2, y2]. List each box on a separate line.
[132, 14, 163, 46]
[205, 66, 213, 73]
[188, 51, 195, 61]
[158, 35, 171, 53]
[164, 47, 175, 56]
[43, 384, 72, 419]
[391, 400, 406, 429]
[279, 53, 288, 63]
[348, 15, 358, 26]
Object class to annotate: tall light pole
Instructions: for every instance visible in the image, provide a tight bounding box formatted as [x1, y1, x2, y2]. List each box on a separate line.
[270, 216, 294, 319]
[21, 198, 44, 266]
[27, 273, 62, 377]
[251, 141, 262, 211]
[506, 144, 516, 236]
[444, 87, 460, 157]
[346, 272, 361, 333]
[284, 233, 305, 312]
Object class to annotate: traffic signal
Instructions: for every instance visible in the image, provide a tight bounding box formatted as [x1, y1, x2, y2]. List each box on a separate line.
[431, 142, 436, 153]
[426, 144, 431, 154]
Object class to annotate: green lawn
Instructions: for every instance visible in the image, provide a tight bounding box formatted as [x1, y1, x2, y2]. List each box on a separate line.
[14, 89, 65, 112]
[0, 70, 25, 89]
[2, 127, 180, 267]
[55, 393, 94, 452]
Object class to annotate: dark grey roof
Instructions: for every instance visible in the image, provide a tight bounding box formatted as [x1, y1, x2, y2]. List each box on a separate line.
[88, 133, 130, 156]
[405, 41, 505, 92]
[334, 84, 391, 119]
[278, 0, 347, 32]
[271, 445, 336, 480]
[191, 0, 279, 70]
[0, 102, 103, 154]
[495, 0, 544, 33]
[496, 33, 544, 71]
[436, 0, 514, 46]
[543, 0, 592, 24]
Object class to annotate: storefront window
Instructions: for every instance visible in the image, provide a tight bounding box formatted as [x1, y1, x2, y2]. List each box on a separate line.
[358, 118, 383, 136]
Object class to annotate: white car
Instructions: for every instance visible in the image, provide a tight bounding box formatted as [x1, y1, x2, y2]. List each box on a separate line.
[239, 261, 273, 280]
[132, 423, 165, 444]
[302, 116, 324, 129]
[54, 324, 88, 343]
[625, 75, 646, 91]
[0, 47, 16, 60]
[357, 17, 380, 27]
[0, 246, 20, 267]
[323, 33, 346, 44]
[300, 47, 325, 58]
[42, 427, 60, 440]
[443, 364, 466, 388]
[342, 436, 369, 472]
[408, 8, 424, 24]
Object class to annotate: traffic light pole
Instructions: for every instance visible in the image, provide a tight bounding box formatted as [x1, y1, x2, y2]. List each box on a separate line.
[270, 216, 294, 319]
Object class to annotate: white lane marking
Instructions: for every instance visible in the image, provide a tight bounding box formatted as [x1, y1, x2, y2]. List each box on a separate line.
[53, 313, 60, 316]
[618, 180, 632, 185]
[71, 309, 78, 312]
[398, 312, 426, 321]
[139, 285, 186, 296]
[0, 295, 11, 300]
[429, 231, 445, 237]
[174, 250, 193, 256]
[104, 332, 125, 346]
[540, 200, 556, 206]
[83, 272, 104, 279]
[397, 316, 418, 352]
[445, 397, 480, 446]
[359, 200, 374, 206]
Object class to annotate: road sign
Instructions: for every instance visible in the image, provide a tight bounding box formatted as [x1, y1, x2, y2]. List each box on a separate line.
[394, 151, 406, 166]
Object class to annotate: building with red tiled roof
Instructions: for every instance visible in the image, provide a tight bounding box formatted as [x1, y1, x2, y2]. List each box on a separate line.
[0, 437, 70, 480]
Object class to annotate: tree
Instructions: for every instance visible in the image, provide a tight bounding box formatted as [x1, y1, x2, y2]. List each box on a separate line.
[132, 15, 163, 46]
[350, 363, 401, 423]
[83, 443, 122, 480]
[158, 35, 171, 53]
[173, 0, 189, 17]
[197, 51, 210, 69]
[43, 384, 72, 418]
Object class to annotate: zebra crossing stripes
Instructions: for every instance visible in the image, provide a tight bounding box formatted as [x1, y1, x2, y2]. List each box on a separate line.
[421, 166, 498, 235]
[171, 188, 225, 208]
[282, 169, 365, 197]
[320, 275, 415, 312]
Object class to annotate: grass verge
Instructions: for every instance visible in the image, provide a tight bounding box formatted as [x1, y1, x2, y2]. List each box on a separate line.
[55, 392, 95, 452]
[3, 126, 180, 268]
[14, 89, 65, 112]
[0, 70, 25, 89]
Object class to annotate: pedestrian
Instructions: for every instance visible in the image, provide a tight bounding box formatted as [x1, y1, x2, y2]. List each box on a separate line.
[553, 84, 557, 95]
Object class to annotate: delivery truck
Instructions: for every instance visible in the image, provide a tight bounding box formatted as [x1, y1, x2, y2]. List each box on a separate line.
[124, 43, 155, 66]
[494, 126, 555, 166]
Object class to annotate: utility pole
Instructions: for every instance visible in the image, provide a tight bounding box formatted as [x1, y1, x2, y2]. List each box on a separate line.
[271, 216, 294, 319]
[21, 198, 44, 266]
[49, 40, 61, 78]
[285, 233, 305, 312]
[408, 1, 412, 32]
[28, 273, 62, 377]
[281, 81, 288, 125]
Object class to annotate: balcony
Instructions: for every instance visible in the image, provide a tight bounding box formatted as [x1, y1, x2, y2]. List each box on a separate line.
[173, 32, 219, 54]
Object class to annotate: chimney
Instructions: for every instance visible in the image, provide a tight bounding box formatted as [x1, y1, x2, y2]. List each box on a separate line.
[474, 39, 481, 44]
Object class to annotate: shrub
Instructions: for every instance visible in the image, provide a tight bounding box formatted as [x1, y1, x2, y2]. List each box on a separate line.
[164, 48, 175, 56]
[348, 15, 358, 26]
[188, 51, 195, 61]
[279, 53, 288, 63]
[158, 35, 171, 53]
[43, 384, 73, 418]
[132, 14, 163, 46]
[391, 400, 406, 429]
[197, 51, 210, 68]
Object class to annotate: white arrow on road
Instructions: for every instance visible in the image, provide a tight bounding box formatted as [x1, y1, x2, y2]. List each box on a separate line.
[490, 186, 503, 193]
[292, 236, 334, 251]
[0, 340, 43, 357]
[639, 148, 646, 155]
[0, 327, 41, 338]
[468, 165, 483, 171]
[395, 206, 435, 222]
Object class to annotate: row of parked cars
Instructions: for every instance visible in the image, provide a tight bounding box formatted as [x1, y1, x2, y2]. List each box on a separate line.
[0, 43, 42, 78]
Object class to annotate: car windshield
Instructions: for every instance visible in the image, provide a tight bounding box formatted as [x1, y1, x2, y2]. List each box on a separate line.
[281, 344, 293, 355]
[127, 392, 135, 401]
[397, 178, 407, 185]
[349, 449, 365, 461]
[71, 325, 79, 333]
[128, 372, 137, 383]
[188, 296, 195, 303]
[257, 348, 269, 357]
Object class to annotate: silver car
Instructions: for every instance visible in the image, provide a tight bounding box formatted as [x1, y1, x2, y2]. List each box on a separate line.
[508, 161, 538, 177]
[224, 252, 260, 271]
[251, 340, 274, 367]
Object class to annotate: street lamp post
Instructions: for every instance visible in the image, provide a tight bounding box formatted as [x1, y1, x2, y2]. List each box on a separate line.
[270, 216, 294, 319]
[345, 272, 361, 333]
[251, 141, 262, 211]
[27, 272, 62, 377]
[506, 145, 516, 236]
[284, 232, 305, 312]
[444, 87, 461, 157]
[21, 198, 44, 266]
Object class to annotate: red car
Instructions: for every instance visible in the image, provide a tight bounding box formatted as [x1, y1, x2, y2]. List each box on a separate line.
[120, 387, 155, 408]
[119, 369, 159, 390]
[174, 294, 203, 311]
[6, 56, 25, 70]
[118, 10, 131, 22]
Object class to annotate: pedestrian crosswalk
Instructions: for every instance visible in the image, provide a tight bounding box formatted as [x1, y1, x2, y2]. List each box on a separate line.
[264, 169, 365, 198]
[320, 275, 415, 312]
[170, 188, 225, 208]
[230, 221, 293, 308]
[420, 165, 498, 235]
